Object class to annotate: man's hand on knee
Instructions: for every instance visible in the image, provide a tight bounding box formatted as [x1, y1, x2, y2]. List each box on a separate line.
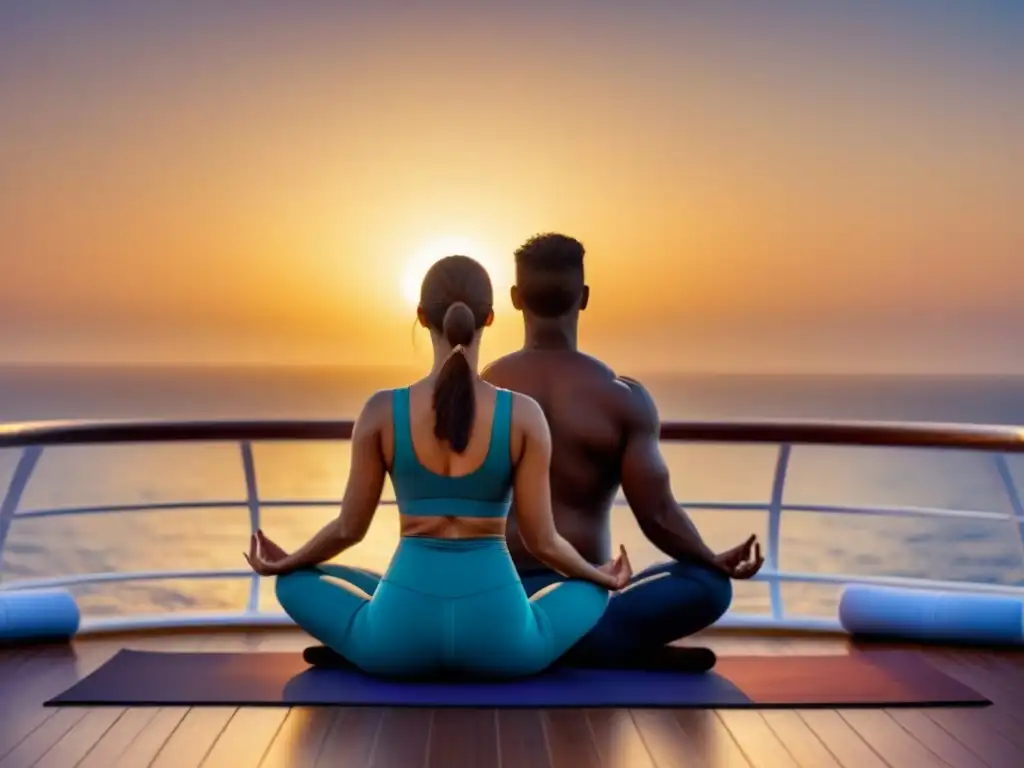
[711, 534, 765, 579]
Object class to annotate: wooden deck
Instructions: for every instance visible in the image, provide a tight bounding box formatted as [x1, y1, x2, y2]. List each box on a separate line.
[1, 629, 1023, 768]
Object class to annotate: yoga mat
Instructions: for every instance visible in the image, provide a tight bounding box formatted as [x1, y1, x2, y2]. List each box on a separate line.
[47, 650, 988, 709]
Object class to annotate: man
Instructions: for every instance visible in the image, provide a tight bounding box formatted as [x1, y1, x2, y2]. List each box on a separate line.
[481, 233, 764, 671]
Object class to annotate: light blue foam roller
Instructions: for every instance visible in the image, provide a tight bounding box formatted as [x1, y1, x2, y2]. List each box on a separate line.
[839, 584, 1024, 645]
[0, 588, 81, 643]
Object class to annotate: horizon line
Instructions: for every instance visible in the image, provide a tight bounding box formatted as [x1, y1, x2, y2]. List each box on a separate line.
[0, 361, 1022, 379]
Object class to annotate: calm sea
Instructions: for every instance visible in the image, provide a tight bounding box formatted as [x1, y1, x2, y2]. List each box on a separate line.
[1, 365, 1023, 622]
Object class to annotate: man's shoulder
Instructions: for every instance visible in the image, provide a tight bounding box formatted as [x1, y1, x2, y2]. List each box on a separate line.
[483, 349, 651, 423]
[483, 349, 614, 383]
[481, 350, 529, 375]
[615, 375, 655, 402]
[610, 375, 660, 427]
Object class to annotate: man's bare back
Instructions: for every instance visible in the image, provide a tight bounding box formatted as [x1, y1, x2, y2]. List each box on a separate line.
[482, 349, 644, 570]
[474, 232, 763, 670]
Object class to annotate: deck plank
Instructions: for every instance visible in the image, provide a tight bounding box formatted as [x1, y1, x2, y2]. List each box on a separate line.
[496, 710, 552, 768]
[543, 710, 603, 768]
[316, 708, 385, 767]
[884, 709, 988, 768]
[838, 710, 947, 768]
[0, 659, 67, 758]
[796, 710, 888, 768]
[921, 653, 1024, 747]
[716, 710, 799, 768]
[76, 708, 162, 768]
[0, 643, 117, 762]
[0, 707, 89, 768]
[758, 711, 842, 768]
[672, 711, 752, 768]
[923, 708, 1022, 767]
[585, 709, 657, 768]
[147, 707, 237, 768]
[32, 707, 127, 768]
[630, 709, 712, 768]
[259, 708, 341, 768]
[114, 708, 190, 767]
[369, 709, 435, 768]
[202, 707, 290, 767]
[426, 708, 500, 768]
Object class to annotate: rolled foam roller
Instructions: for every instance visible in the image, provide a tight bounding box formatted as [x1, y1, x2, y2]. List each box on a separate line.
[0, 588, 81, 644]
[839, 584, 1024, 645]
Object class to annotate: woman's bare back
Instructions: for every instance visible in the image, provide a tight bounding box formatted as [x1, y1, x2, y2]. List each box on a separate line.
[394, 378, 510, 540]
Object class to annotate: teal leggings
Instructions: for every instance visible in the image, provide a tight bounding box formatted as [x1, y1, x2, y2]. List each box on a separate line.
[275, 537, 609, 679]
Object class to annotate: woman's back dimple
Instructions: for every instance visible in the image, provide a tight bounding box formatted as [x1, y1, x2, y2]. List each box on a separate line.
[390, 386, 514, 515]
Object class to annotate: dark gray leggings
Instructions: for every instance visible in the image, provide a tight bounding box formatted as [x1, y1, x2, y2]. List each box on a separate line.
[518, 559, 733, 665]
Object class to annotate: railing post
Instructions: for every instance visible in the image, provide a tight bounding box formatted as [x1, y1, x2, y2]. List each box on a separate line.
[993, 454, 1024, 563]
[766, 443, 791, 620]
[0, 446, 44, 581]
[240, 441, 261, 613]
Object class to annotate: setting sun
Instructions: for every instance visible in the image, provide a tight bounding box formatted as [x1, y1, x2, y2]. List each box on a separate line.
[399, 236, 510, 309]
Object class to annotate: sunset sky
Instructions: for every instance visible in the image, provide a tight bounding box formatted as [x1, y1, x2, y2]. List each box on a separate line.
[1, 1, 1021, 373]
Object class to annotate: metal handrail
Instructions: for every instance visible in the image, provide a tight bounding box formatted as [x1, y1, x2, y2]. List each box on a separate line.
[0, 417, 1022, 450]
[0, 417, 1022, 636]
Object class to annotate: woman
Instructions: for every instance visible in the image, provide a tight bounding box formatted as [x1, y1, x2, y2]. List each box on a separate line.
[244, 254, 632, 679]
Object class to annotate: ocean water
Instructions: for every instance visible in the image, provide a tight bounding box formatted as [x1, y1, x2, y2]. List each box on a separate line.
[1, 365, 1023, 622]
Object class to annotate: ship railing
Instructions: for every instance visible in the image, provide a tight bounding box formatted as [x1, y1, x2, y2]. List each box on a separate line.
[0, 419, 1022, 635]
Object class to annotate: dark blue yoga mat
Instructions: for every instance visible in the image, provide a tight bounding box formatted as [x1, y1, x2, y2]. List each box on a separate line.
[46, 649, 988, 708]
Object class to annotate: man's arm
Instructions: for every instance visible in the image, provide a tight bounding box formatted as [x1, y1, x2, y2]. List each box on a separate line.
[619, 377, 721, 569]
[510, 393, 618, 589]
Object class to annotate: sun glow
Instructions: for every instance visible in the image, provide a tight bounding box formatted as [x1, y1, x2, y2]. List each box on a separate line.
[399, 236, 509, 308]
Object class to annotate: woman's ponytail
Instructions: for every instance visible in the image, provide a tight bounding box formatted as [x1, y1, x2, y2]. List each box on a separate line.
[433, 301, 476, 453]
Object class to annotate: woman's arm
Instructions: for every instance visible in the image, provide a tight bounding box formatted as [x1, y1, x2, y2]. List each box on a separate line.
[273, 391, 389, 573]
[510, 394, 618, 589]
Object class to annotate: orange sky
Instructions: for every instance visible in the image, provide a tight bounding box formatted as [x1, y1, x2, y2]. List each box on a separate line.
[0, 3, 1021, 373]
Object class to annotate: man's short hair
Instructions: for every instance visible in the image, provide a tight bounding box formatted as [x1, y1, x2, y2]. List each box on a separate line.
[514, 233, 585, 318]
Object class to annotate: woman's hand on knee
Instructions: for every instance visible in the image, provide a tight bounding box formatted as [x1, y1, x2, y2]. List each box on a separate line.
[244, 530, 292, 576]
[596, 546, 633, 590]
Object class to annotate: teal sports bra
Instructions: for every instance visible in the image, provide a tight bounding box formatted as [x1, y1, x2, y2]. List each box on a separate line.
[390, 387, 514, 518]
